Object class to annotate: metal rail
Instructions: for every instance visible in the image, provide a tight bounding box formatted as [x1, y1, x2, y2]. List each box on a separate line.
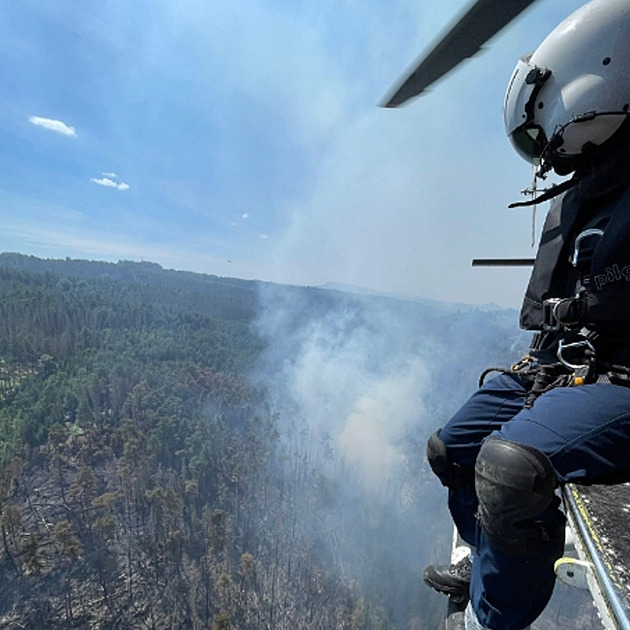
[563, 485, 630, 630]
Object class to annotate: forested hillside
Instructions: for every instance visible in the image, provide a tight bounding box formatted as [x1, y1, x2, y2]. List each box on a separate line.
[0, 254, 384, 629]
[0, 254, 593, 630]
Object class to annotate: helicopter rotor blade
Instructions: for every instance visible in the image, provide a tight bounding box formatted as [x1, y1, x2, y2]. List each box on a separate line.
[382, 0, 540, 108]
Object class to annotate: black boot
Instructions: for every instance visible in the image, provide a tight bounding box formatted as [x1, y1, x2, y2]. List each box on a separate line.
[423, 554, 472, 603]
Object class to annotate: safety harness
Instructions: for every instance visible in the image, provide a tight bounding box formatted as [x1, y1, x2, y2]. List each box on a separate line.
[480, 217, 630, 406]
[480, 328, 630, 408]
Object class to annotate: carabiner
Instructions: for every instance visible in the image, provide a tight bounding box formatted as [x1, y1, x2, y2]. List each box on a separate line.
[557, 338, 595, 370]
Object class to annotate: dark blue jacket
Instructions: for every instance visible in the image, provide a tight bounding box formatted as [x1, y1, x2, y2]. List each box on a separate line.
[520, 143, 630, 360]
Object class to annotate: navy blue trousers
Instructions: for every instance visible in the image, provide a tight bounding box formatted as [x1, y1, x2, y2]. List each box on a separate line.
[438, 373, 630, 630]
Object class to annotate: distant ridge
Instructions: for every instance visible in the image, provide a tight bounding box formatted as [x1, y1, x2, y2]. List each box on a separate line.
[0, 253, 512, 314]
[319, 282, 507, 313]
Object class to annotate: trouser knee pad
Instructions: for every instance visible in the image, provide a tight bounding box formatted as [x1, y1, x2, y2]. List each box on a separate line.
[426, 429, 474, 489]
[475, 436, 561, 557]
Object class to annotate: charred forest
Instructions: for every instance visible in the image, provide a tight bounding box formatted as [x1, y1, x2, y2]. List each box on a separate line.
[0, 254, 595, 630]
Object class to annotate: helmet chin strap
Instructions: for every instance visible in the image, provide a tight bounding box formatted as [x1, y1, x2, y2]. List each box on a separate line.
[538, 121, 574, 178]
[539, 110, 630, 177]
[509, 110, 630, 210]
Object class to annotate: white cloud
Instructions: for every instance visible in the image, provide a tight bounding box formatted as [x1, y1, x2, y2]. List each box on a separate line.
[102, 172, 118, 178]
[241, 213, 249, 219]
[259, 234, 269, 239]
[90, 177, 130, 191]
[28, 116, 77, 137]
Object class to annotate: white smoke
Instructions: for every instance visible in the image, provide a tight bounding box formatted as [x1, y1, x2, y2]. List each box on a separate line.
[337, 359, 427, 493]
[252, 283, 526, 626]
[255, 285, 431, 496]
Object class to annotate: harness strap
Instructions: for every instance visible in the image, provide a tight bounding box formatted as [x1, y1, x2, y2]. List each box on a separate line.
[478, 366, 515, 388]
[595, 362, 630, 387]
[479, 357, 630, 409]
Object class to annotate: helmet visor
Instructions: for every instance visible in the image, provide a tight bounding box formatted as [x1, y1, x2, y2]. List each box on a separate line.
[509, 123, 548, 164]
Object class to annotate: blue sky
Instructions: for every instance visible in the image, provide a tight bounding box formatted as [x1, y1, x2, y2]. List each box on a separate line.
[1, 0, 586, 307]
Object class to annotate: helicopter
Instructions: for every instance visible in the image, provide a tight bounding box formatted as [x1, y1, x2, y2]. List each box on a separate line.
[381, 2, 630, 630]
[382, 0, 563, 108]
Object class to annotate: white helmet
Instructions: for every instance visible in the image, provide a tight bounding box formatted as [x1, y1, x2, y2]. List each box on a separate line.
[504, 0, 630, 173]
